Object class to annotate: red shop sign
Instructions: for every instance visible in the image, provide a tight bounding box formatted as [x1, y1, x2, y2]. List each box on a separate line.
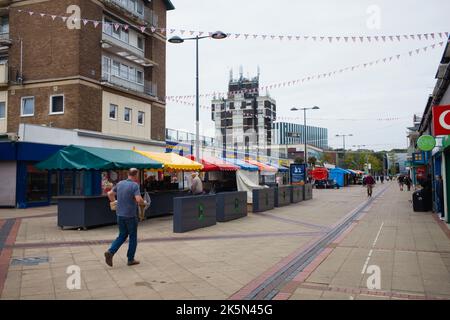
[432, 104, 450, 136]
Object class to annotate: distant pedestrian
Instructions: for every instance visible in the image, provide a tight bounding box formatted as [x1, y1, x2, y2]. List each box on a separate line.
[105, 168, 145, 267]
[404, 176, 412, 191]
[380, 175, 384, 184]
[436, 175, 444, 219]
[363, 174, 376, 197]
[398, 175, 404, 191]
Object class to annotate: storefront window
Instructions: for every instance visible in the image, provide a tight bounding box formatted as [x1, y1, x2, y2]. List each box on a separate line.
[26, 165, 49, 203]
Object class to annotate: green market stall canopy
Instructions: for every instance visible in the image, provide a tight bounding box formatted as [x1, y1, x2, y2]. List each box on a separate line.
[35, 145, 163, 171]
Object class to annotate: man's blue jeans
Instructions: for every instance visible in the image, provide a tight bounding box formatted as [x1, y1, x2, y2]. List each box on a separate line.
[108, 216, 138, 262]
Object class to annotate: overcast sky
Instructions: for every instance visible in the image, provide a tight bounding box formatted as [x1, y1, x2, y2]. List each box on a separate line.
[165, 0, 450, 151]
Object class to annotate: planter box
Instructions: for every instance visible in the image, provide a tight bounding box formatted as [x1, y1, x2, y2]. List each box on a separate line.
[216, 191, 247, 222]
[173, 194, 217, 233]
[275, 186, 292, 207]
[145, 190, 190, 218]
[291, 185, 304, 203]
[304, 183, 313, 200]
[56, 196, 116, 229]
[252, 188, 275, 213]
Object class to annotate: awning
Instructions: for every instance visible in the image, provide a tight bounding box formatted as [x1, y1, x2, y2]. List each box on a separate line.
[35, 145, 163, 170]
[267, 162, 289, 173]
[221, 157, 259, 172]
[186, 155, 239, 172]
[245, 159, 278, 173]
[135, 150, 203, 171]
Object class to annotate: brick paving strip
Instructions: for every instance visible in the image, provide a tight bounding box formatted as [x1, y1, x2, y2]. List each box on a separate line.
[6, 230, 327, 250]
[254, 212, 331, 231]
[0, 219, 21, 296]
[294, 283, 449, 300]
[229, 186, 390, 300]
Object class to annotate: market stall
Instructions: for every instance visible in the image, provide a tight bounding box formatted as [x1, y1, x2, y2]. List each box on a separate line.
[267, 162, 290, 185]
[245, 159, 278, 186]
[133, 149, 203, 217]
[186, 155, 239, 193]
[221, 157, 261, 203]
[35, 145, 163, 229]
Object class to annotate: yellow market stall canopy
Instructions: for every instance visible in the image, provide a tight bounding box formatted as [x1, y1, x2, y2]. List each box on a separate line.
[134, 149, 203, 171]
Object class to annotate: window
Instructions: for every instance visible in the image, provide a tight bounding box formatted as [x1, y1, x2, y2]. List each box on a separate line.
[137, 36, 144, 50]
[112, 61, 120, 76]
[21, 97, 34, 117]
[129, 67, 136, 83]
[112, 23, 121, 39]
[50, 95, 64, 114]
[0, 102, 5, 119]
[0, 16, 9, 34]
[138, 111, 144, 125]
[136, 70, 144, 84]
[102, 56, 111, 80]
[109, 104, 118, 120]
[103, 17, 112, 35]
[120, 27, 129, 43]
[124, 107, 132, 122]
[120, 64, 129, 79]
[136, 1, 144, 15]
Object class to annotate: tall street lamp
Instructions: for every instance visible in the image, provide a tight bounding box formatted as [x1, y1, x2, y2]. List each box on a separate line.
[290, 106, 320, 167]
[168, 31, 227, 161]
[335, 134, 353, 151]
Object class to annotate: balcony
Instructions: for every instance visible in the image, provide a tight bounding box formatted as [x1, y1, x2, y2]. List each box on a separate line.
[101, 38, 157, 67]
[0, 62, 8, 85]
[101, 0, 145, 23]
[101, 74, 158, 99]
[0, 32, 10, 50]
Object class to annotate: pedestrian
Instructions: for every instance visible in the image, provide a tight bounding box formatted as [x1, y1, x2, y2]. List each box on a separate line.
[380, 175, 384, 184]
[398, 175, 404, 191]
[436, 175, 444, 219]
[190, 172, 204, 195]
[363, 174, 376, 197]
[404, 176, 412, 191]
[105, 168, 145, 267]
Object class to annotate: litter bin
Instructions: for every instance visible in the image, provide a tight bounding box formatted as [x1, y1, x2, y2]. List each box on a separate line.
[412, 190, 430, 212]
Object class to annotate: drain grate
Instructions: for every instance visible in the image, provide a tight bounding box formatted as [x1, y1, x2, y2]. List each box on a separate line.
[11, 256, 50, 266]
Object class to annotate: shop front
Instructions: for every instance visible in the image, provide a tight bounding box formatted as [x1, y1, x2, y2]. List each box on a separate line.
[0, 141, 66, 208]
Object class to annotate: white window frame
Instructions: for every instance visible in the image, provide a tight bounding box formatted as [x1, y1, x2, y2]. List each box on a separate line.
[0, 101, 5, 119]
[137, 111, 145, 126]
[124, 107, 132, 123]
[109, 104, 118, 120]
[49, 94, 65, 115]
[21, 96, 35, 117]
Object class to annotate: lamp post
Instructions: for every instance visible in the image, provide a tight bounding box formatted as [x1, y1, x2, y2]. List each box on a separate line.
[335, 134, 353, 168]
[290, 106, 320, 167]
[336, 134, 353, 151]
[168, 31, 227, 161]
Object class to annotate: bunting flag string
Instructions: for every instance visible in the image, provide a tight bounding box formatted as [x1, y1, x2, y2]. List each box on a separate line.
[167, 98, 407, 122]
[13, 8, 449, 42]
[167, 40, 448, 101]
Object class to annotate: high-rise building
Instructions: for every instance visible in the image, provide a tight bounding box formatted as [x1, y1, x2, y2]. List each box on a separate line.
[272, 122, 328, 149]
[0, 0, 174, 144]
[211, 69, 276, 159]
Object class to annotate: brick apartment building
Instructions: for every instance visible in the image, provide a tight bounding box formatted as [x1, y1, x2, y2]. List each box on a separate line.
[0, 0, 174, 143]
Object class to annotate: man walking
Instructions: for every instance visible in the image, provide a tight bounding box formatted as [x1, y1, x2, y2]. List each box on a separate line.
[105, 168, 145, 267]
[363, 174, 376, 197]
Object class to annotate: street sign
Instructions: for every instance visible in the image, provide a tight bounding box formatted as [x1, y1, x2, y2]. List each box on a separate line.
[290, 163, 306, 185]
[417, 135, 436, 151]
[432, 105, 450, 136]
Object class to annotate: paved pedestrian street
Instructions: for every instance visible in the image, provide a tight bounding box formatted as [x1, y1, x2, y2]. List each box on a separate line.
[0, 182, 449, 300]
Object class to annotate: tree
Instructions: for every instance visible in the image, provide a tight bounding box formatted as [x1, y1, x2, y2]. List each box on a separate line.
[294, 157, 304, 164]
[308, 156, 317, 167]
[321, 153, 334, 165]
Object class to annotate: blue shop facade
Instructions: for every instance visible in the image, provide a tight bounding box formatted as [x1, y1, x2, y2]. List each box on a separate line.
[0, 141, 101, 208]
